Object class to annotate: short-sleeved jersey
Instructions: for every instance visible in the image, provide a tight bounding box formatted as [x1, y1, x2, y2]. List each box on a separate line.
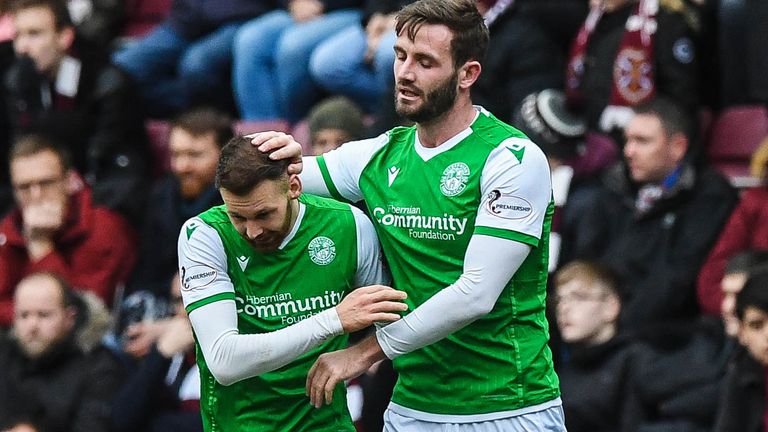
[313, 108, 560, 417]
[178, 194, 380, 431]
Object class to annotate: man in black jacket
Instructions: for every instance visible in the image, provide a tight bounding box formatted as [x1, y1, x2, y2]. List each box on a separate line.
[567, 97, 737, 331]
[2, 0, 150, 222]
[714, 271, 768, 432]
[0, 272, 122, 432]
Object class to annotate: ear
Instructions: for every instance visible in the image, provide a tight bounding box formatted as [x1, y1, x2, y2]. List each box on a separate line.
[604, 294, 621, 323]
[668, 132, 688, 163]
[65, 169, 83, 195]
[287, 174, 302, 199]
[57, 26, 75, 50]
[64, 305, 78, 330]
[458, 60, 482, 90]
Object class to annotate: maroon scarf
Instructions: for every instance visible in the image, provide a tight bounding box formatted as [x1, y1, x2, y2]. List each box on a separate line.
[566, 0, 658, 109]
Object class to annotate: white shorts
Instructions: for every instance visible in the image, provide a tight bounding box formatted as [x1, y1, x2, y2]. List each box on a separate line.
[383, 404, 566, 432]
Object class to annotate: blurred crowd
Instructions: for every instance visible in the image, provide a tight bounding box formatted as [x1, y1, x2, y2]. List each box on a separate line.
[0, 0, 767, 431]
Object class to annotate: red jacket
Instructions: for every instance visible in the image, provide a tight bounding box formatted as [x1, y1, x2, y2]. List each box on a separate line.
[697, 187, 768, 315]
[0, 186, 137, 326]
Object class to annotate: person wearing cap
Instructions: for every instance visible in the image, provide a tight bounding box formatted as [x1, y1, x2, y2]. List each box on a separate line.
[565, 97, 737, 332]
[513, 89, 618, 270]
[307, 97, 366, 155]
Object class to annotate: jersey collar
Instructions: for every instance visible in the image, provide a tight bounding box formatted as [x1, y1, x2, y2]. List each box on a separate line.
[413, 107, 481, 162]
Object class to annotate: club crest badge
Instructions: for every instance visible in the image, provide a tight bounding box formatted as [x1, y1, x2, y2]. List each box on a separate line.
[308, 236, 336, 266]
[440, 162, 470, 197]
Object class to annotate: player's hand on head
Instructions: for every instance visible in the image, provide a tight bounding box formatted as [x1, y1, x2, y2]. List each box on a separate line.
[335, 285, 407, 333]
[249, 131, 304, 175]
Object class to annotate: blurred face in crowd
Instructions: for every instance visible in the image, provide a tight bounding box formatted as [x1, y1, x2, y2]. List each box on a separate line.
[555, 278, 620, 345]
[623, 113, 687, 184]
[721, 271, 749, 337]
[311, 129, 350, 156]
[13, 274, 76, 359]
[12, 5, 74, 77]
[738, 306, 768, 367]
[11, 149, 71, 213]
[170, 128, 221, 200]
[393, 23, 461, 124]
[221, 176, 301, 253]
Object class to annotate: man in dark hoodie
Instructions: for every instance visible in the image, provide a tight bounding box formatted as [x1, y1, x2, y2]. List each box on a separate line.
[0, 272, 122, 432]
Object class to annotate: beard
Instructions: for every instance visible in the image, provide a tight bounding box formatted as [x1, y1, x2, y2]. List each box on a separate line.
[245, 199, 295, 253]
[395, 70, 459, 124]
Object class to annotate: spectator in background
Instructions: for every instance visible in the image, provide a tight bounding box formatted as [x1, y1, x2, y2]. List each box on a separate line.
[111, 273, 201, 432]
[0, 135, 137, 326]
[698, 137, 768, 317]
[127, 107, 231, 300]
[567, 97, 737, 331]
[2, 0, 150, 222]
[309, 0, 406, 117]
[713, 271, 768, 432]
[307, 96, 366, 155]
[565, 0, 700, 138]
[717, 251, 768, 337]
[112, 0, 278, 118]
[0, 272, 122, 432]
[512, 89, 618, 271]
[717, 0, 768, 108]
[554, 260, 648, 432]
[472, 0, 587, 123]
[65, 0, 125, 52]
[232, 0, 362, 122]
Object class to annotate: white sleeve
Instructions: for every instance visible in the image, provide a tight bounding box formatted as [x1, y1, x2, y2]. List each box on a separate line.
[475, 137, 552, 244]
[177, 218, 234, 308]
[375, 234, 530, 359]
[188, 301, 343, 386]
[301, 134, 389, 202]
[177, 218, 344, 386]
[351, 206, 390, 287]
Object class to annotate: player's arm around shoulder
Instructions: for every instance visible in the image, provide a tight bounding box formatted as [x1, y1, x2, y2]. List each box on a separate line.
[338, 205, 406, 333]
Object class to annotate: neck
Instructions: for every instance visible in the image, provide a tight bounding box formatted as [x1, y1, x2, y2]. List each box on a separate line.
[416, 96, 476, 148]
[287, 198, 300, 232]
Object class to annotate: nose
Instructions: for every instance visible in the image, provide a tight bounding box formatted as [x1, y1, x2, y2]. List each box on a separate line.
[28, 183, 44, 200]
[395, 59, 415, 83]
[245, 221, 263, 240]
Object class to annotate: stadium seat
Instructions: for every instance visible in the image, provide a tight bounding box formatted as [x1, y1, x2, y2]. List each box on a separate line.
[145, 119, 171, 178]
[122, 0, 172, 39]
[706, 105, 768, 182]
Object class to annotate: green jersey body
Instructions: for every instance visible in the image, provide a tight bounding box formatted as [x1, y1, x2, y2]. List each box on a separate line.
[182, 195, 360, 431]
[314, 108, 559, 417]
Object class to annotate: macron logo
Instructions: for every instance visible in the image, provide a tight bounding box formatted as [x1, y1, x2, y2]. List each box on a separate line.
[237, 255, 249, 271]
[388, 166, 401, 187]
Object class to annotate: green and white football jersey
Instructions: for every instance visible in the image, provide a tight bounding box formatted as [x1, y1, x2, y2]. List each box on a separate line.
[178, 194, 383, 431]
[308, 107, 560, 417]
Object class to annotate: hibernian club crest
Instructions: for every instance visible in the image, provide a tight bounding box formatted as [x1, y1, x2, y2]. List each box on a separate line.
[440, 162, 470, 197]
[308, 236, 336, 265]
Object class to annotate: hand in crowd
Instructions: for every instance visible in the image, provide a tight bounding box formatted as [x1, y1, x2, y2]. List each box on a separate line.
[289, 0, 324, 22]
[364, 13, 396, 64]
[22, 200, 66, 260]
[123, 318, 173, 358]
[335, 285, 407, 333]
[156, 316, 195, 358]
[249, 131, 304, 174]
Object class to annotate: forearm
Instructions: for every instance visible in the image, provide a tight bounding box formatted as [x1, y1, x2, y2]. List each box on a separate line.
[190, 300, 344, 385]
[376, 235, 531, 359]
